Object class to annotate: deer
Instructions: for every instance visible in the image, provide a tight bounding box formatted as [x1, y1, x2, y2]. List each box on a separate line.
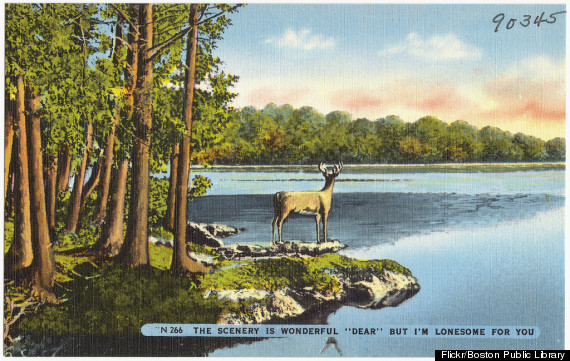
[271, 162, 343, 244]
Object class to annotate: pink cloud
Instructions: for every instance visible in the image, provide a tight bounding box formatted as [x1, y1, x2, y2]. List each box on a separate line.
[332, 93, 384, 113]
[332, 81, 477, 116]
[415, 86, 474, 113]
[484, 74, 566, 123]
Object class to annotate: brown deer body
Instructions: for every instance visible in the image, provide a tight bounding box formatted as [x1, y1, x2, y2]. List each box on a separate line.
[272, 162, 343, 244]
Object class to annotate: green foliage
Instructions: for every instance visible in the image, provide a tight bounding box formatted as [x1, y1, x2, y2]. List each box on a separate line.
[149, 243, 173, 270]
[148, 175, 211, 230]
[306, 253, 412, 277]
[148, 177, 170, 230]
[150, 227, 173, 240]
[19, 265, 223, 336]
[4, 219, 14, 252]
[148, 239, 224, 271]
[545, 137, 566, 161]
[201, 254, 412, 294]
[188, 175, 212, 201]
[55, 225, 101, 251]
[201, 257, 340, 293]
[218, 106, 564, 164]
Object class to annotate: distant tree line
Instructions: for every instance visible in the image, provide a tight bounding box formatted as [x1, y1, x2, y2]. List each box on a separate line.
[206, 104, 565, 165]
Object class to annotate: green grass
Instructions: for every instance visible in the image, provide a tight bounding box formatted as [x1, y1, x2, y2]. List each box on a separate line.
[306, 253, 412, 276]
[19, 264, 224, 336]
[201, 257, 340, 293]
[201, 253, 411, 294]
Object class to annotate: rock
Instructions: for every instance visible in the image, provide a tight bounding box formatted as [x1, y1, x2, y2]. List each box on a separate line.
[221, 240, 347, 259]
[186, 222, 224, 248]
[149, 223, 243, 249]
[204, 224, 245, 238]
[345, 271, 420, 308]
[148, 236, 174, 248]
[205, 265, 419, 324]
[187, 251, 216, 267]
[204, 289, 272, 303]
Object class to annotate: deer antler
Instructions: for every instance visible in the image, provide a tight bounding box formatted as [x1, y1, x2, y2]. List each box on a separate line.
[318, 162, 327, 174]
[332, 161, 343, 175]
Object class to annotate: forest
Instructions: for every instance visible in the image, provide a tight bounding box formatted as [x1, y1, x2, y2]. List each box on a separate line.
[2, 3, 565, 356]
[4, 3, 244, 345]
[217, 105, 565, 165]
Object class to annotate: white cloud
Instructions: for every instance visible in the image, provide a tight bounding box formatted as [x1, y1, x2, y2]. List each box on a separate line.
[265, 28, 336, 50]
[379, 32, 482, 61]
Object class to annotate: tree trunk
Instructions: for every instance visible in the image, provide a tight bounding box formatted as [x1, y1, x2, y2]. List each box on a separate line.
[44, 154, 58, 243]
[118, 4, 153, 268]
[5, 145, 16, 219]
[25, 85, 56, 301]
[165, 143, 179, 232]
[93, 159, 128, 257]
[94, 112, 118, 224]
[66, 122, 93, 233]
[5, 92, 15, 201]
[172, 5, 204, 276]
[107, 8, 138, 259]
[81, 160, 101, 208]
[5, 76, 33, 279]
[56, 144, 72, 194]
[94, 18, 123, 224]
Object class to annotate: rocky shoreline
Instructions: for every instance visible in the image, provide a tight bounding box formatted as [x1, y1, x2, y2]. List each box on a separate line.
[150, 222, 420, 325]
[206, 267, 419, 325]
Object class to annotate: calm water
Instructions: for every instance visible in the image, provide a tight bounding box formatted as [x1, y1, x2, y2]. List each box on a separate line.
[186, 168, 565, 357]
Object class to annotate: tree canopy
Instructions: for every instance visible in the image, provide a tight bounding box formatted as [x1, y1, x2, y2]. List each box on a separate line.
[212, 104, 565, 164]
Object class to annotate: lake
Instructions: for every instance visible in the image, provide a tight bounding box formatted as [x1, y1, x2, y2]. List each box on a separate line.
[185, 165, 565, 357]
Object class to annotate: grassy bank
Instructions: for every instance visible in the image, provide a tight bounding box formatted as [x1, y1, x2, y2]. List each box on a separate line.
[4, 221, 412, 344]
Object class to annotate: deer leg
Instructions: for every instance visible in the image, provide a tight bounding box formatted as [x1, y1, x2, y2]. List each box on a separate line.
[277, 218, 283, 244]
[277, 211, 289, 244]
[322, 213, 328, 243]
[271, 215, 278, 244]
[315, 214, 321, 243]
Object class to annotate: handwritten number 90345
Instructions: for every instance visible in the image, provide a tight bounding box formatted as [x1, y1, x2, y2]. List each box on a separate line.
[493, 11, 566, 32]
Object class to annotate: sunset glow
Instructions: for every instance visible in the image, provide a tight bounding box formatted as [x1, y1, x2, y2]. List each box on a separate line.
[215, 4, 566, 140]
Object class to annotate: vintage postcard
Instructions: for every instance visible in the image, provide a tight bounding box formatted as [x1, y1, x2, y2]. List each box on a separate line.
[3, 2, 566, 358]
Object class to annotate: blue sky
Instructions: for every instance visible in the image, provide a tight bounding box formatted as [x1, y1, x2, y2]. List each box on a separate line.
[212, 4, 566, 140]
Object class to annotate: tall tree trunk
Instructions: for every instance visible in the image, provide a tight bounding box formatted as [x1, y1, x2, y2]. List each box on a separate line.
[81, 160, 101, 207]
[25, 85, 56, 300]
[94, 111, 118, 223]
[5, 92, 15, 201]
[118, 4, 153, 268]
[66, 122, 93, 233]
[5, 76, 33, 279]
[5, 146, 16, 219]
[93, 159, 128, 257]
[172, 5, 205, 275]
[165, 143, 179, 232]
[94, 18, 123, 224]
[44, 154, 58, 243]
[104, 10, 138, 259]
[56, 144, 72, 194]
